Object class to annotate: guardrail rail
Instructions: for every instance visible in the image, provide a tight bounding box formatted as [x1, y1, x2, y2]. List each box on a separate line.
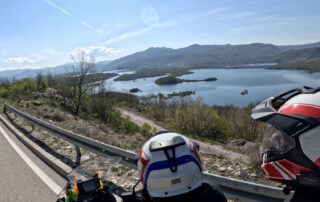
[3, 103, 288, 201]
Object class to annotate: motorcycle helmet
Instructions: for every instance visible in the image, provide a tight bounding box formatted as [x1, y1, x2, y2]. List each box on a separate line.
[251, 86, 320, 187]
[137, 131, 202, 198]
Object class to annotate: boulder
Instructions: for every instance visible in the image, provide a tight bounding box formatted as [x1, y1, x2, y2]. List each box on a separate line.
[218, 167, 226, 172]
[230, 139, 247, 146]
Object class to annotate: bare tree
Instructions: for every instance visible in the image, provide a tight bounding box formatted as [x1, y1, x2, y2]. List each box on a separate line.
[65, 51, 96, 115]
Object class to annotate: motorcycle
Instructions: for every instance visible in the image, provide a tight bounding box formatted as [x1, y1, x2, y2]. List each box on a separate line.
[56, 156, 122, 202]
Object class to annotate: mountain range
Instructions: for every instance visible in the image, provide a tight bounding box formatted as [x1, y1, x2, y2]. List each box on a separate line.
[104, 42, 320, 70]
[1, 42, 320, 80]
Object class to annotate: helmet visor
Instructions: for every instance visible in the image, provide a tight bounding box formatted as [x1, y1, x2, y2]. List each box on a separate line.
[260, 125, 296, 160]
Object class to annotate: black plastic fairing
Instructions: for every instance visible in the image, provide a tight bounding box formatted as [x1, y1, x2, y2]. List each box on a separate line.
[254, 112, 320, 138]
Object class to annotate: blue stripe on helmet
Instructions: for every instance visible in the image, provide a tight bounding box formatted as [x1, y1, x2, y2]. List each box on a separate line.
[143, 155, 202, 190]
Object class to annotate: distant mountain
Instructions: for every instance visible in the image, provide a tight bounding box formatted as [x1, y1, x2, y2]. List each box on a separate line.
[102, 42, 320, 70]
[2, 42, 320, 80]
[261, 47, 320, 72]
[104, 43, 283, 70]
[278, 42, 320, 52]
[0, 60, 112, 81]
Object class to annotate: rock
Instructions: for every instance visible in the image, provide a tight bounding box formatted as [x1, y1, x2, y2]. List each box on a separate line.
[235, 171, 241, 176]
[213, 164, 220, 168]
[230, 139, 247, 146]
[240, 170, 248, 179]
[227, 166, 233, 171]
[82, 155, 90, 161]
[218, 167, 226, 172]
[250, 173, 257, 182]
[32, 101, 43, 106]
[217, 139, 228, 144]
[250, 173, 257, 178]
[32, 92, 41, 99]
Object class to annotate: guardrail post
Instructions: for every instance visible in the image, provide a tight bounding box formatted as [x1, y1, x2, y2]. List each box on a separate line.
[75, 146, 81, 166]
[31, 124, 35, 133]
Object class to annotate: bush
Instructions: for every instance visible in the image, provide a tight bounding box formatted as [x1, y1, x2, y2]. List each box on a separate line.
[109, 108, 140, 134]
[138, 95, 263, 142]
[172, 99, 229, 139]
[0, 79, 47, 100]
[0, 88, 9, 98]
[141, 123, 152, 137]
[214, 104, 265, 141]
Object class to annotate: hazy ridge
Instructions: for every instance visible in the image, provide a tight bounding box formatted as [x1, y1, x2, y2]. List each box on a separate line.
[2, 42, 320, 80]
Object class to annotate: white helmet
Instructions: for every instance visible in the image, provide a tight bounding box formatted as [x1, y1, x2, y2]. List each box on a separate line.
[137, 131, 202, 198]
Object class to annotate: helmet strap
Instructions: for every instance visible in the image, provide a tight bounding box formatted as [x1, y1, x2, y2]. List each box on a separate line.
[164, 148, 178, 172]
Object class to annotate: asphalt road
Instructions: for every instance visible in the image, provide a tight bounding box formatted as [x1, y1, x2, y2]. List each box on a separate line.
[0, 122, 66, 202]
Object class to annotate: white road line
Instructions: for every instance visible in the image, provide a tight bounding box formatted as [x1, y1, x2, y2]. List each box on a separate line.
[0, 126, 62, 195]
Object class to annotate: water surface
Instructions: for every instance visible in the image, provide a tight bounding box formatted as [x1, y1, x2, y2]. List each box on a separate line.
[104, 69, 320, 106]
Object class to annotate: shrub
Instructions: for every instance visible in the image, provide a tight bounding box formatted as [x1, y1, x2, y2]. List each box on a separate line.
[141, 123, 152, 137]
[109, 108, 139, 134]
[0, 88, 9, 98]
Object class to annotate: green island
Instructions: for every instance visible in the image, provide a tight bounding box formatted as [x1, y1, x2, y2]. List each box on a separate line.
[155, 75, 217, 85]
[241, 89, 248, 95]
[167, 91, 195, 98]
[85, 72, 118, 83]
[129, 88, 142, 93]
[114, 67, 206, 81]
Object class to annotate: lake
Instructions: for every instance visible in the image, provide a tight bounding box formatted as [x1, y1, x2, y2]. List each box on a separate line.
[103, 68, 320, 107]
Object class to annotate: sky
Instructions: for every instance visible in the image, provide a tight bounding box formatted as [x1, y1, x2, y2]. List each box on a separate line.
[1, 0, 320, 71]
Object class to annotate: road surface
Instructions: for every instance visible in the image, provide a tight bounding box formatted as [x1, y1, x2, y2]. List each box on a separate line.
[0, 121, 66, 202]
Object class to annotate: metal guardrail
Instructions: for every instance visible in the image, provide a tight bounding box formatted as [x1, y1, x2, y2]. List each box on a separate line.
[4, 103, 287, 201]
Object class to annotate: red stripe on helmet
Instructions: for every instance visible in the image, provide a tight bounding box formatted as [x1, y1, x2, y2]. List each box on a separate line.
[139, 149, 150, 185]
[190, 141, 201, 165]
[315, 157, 320, 168]
[262, 160, 313, 181]
[277, 160, 313, 175]
[279, 103, 320, 118]
[262, 162, 286, 180]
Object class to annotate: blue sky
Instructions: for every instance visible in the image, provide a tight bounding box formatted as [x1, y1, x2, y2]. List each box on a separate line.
[1, 0, 320, 71]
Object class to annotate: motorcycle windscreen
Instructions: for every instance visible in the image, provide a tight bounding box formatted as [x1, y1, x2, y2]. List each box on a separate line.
[260, 125, 296, 161]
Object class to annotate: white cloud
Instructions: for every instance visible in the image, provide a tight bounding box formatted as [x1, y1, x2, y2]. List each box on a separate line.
[44, 0, 71, 16]
[75, 46, 121, 57]
[44, 0, 98, 34]
[4, 57, 41, 64]
[104, 23, 160, 45]
[103, 7, 224, 46]
[141, 7, 159, 25]
[81, 21, 96, 32]
[96, 23, 111, 36]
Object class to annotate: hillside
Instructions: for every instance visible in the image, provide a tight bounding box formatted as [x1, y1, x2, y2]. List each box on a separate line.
[104, 43, 283, 70]
[0, 60, 111, 81]
[278, 42, 320, 52]
[257, 47, 320, 63]
[102, 42, 320, 70]
[271, 60, 320, 72]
